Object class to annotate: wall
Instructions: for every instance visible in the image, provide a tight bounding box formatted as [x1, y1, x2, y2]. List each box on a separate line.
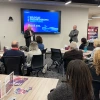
[0, 3, 88, 49]
[89, 19, 100, 38]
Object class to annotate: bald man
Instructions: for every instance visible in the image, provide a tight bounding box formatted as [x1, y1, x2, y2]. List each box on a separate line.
[1, 41, 25, 64]
[24, 26, 35, 47]
[69, 25, 79, 43]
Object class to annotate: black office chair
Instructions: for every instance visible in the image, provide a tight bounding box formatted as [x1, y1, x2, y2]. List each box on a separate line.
[31, 55, 44, 77]
[50, 48, 63, 72]
[92, 80, 100, 100]
[3, 56, 23, 75]
[41, 48, 47, 59]
[87, 43, 94, 51]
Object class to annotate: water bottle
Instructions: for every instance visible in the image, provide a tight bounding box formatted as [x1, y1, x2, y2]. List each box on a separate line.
[84, 46, 87, 52]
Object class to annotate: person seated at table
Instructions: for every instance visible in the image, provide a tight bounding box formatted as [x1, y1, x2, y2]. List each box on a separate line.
[89, 50, 100, 100]
[1, 41, 25, 64]
[87, 39, 100, 60]
[27, 42, 41, 67]
[48, 60, 94, 100]
[89, 50, 100, 81]
[36, 36, 44, 51]
[63, 41, 83, 71]
[79, 38, 87, 50]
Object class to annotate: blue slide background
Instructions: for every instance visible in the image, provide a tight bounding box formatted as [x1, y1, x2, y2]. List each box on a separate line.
[23, 10, 60, 34]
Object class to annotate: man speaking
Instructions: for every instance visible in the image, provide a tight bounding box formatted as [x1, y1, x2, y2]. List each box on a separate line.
[24, 26, 35, 47]
[69, 25, 79, 43]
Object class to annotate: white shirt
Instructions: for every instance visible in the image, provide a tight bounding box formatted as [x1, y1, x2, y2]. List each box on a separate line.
[29, 31, 33, 41]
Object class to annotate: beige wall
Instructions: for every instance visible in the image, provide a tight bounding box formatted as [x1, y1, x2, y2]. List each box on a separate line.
[0, 3, 88, 49]
[89, 19, 100, 38]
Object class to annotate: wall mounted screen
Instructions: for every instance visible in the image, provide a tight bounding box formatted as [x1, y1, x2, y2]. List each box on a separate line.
[21, 9, 61, 34]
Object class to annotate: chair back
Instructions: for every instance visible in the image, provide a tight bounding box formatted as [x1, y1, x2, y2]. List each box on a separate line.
[92, 80, 100, 100]
[87, 43, 94, 51]
[31, 55, 44, 69]
[51, 48, 62, 61]
[3, 56, 22, 75]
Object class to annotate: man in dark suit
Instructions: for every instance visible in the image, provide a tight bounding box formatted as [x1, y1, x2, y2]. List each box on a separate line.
[1, 41, 25, 64]
[24, 26, 35, 47]
[63, 41, 83, 71]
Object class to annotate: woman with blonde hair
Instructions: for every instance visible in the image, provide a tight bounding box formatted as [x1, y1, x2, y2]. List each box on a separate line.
[89, 50, 100, 100]
[87, 39, 100, 60]
[25, 42, 41, 76]
[27, 42, 41, 67]
[93, 50, 100, 76]
[91, 39, 100, 58]
[89, 50, 100, 80]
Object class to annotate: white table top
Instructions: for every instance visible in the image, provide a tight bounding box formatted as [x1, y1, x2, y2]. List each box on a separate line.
[46, 49, 92, 56]
[0, 75, 58, 100]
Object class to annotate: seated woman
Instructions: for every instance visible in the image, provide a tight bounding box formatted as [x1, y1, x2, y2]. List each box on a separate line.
[79, 38, 87, 50]
[89, 50, 100, 81]
[27, 42, 41, 67]
[48, 60, 94, 100]
[89, 50, 100, 100]
[36, 36, 44, 51]
[88, 39, 100, 60]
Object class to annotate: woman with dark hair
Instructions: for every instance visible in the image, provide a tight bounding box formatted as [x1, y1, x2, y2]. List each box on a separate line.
[48, 60, 94, 100]
[36, 36, 44, 50]
[79, 38, 87, 50]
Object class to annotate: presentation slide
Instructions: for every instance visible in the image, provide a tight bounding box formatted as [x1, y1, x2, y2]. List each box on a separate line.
[22, 10, 61, 34]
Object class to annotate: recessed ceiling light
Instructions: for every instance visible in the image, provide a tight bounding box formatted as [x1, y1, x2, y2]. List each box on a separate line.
[9, 0, 11, 1]
[92, 16, 100, 18]
[65, 1, 72, 5]
[88, 18, 92, 20]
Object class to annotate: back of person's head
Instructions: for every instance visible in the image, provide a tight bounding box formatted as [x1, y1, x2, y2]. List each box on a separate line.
[70, 41, 78, 50]
[73, 25, 77, 30]
[94, 39, 100, 47]
[66, 60, 93, 100]
[29, 42, 38, 51]
[81, 38, 87, 44]
[36, 36, 43, 43]
[93, 50, 100, 75]
[11, 41, 18, 48]
[28, 26, 32, 31]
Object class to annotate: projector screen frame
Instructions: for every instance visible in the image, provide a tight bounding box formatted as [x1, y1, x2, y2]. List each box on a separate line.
[21, 8, 61, 34]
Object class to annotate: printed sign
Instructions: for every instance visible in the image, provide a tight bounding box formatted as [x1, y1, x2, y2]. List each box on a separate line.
[5, 72, 14, 95]
[88, 26, 98, 40]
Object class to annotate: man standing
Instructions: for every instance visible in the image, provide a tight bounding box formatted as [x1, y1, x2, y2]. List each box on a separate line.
[69, 25, 79, 43]
[24, 26, 35, 47]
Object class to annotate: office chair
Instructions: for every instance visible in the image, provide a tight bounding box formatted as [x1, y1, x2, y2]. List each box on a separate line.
[3, 56, 23, 75]
[50, 48, 63, 73]
[87, 42, 94, 51]
[31, 55, 44, 77]
[92, 80, 100, 100]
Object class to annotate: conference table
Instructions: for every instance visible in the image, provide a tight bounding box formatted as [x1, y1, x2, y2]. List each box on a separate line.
[46, 49, 92, 56]
[0, 75, 58, 100]
[0, 49, 92, 58]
